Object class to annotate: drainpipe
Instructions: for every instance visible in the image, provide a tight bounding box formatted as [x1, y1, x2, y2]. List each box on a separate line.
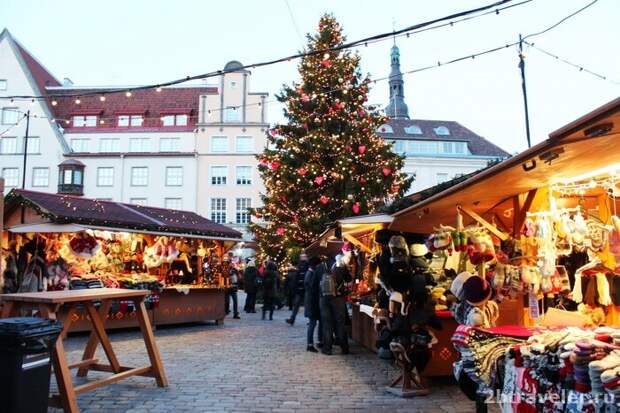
[119, 153, 125, 202]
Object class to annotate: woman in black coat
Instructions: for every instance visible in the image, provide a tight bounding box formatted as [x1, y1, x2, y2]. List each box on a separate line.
[243, 261, 258, 313]
[262, 261, 278, 320]
[304, 256, 324, 352]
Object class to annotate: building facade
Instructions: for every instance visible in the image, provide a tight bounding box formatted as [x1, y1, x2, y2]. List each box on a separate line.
[196, 61, 268, 238]
[0, 30, 267, 238]
[378, 44, 509, 194]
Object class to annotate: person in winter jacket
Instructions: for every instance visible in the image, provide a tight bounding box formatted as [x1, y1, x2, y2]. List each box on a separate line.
[286, 253, 309, 325]
[304, 256, 324, 352]
[320, 258, 352, 355]
[243, 260, 258, 313]
[262, 261, 279, 320]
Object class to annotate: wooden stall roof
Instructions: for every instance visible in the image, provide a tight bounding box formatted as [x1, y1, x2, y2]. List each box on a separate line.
[3, 189, 243, 241]
[390, 97, 620, 233]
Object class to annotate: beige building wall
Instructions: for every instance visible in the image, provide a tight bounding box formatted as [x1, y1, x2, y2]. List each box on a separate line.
[196, 63, 268, 238]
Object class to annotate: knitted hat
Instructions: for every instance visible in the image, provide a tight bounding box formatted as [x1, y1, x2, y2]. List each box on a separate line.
[450, 272, 474, 301]
[463, 276, 492, 306]
[409, 243, 428, 257]
[341, 242, 353, 253]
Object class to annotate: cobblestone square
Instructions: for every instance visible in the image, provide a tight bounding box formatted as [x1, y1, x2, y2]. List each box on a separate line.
[49, 295, 477, 412]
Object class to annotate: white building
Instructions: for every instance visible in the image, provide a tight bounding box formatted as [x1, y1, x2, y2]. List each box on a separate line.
[0, 30, 268, 238]
[196, 61, 269, 238]
[378, 44, 509, 194]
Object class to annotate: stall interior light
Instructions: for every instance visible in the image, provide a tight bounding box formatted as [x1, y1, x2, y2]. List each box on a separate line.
[553, 163, 620, 185]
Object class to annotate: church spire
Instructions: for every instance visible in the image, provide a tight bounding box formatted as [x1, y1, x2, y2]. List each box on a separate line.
[385, 44, 409, 119]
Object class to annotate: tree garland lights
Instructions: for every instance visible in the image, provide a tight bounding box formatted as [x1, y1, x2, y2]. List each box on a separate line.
[249, 15, 411, 264]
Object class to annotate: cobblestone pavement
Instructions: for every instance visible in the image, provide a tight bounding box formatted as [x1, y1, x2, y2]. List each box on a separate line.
[50, 294, 479, 413]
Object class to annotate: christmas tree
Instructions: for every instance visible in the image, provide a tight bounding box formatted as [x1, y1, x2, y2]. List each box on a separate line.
[251, 14, 411, 263]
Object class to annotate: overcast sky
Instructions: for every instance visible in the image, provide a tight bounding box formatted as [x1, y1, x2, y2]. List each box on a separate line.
[1, 0, 618, 153]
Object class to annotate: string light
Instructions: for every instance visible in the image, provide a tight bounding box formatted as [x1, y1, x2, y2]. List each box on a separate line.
[125, 91, 132, 98]
[51, 100, 57, 106]
[0, 0, 532, 102]
[75, 98, 81, 105]
[99, 95, 106, 102]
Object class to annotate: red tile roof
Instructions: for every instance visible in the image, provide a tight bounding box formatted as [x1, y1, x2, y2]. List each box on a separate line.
[5, 189, 242, 240]
[48, 86, 217, 132]
[13, 39, 61, 93]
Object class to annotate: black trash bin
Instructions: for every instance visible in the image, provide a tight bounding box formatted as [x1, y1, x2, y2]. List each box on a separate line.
[0, 317, 63, 413]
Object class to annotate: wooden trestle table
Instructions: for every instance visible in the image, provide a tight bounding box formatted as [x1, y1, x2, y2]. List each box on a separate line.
[0, 288, 168, 413]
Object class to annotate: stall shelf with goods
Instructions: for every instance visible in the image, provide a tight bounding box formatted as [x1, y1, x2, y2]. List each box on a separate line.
[389, 97, 620, 410]
[1, 190, 243, 331]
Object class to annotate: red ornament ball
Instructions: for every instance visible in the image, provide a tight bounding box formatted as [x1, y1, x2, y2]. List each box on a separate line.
[382, 167, 392, 177]
[270, 161, 280, 170]
[276, 227, 285, 236]
[319, 195, 329, 205]
[320, 59, 332, 68]
[297, 167, 307, 176]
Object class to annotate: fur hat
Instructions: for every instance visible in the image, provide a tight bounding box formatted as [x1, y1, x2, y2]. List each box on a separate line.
[410, 243, 429, 257]
[463, 276, 493, 306]
[450, 272, 474, 301]
[388, 235, 408, 254]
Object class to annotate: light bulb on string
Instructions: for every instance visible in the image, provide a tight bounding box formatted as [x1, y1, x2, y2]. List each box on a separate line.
[99, 95, 106, 102]
[125, 91, 132, 98]
[75, 99, 81, 105]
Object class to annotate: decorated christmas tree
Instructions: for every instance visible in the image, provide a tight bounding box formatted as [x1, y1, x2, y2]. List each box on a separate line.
[251, 14, 411, 262]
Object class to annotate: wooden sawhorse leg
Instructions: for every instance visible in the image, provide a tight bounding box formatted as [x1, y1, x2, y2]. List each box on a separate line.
[134, 298, 168, 387]
[39, 303, 80, 413]
[76, 300, 120, 377]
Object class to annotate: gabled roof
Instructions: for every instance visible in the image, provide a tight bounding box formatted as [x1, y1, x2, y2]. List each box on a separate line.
[377, 118, 510, 157]
[5, 189, 243, 240]
[48, 86, 217, 132]
[0, 29, 69, 152]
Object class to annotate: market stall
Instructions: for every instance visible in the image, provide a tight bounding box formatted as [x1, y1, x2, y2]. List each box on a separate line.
[1, 189, 243, 331]
[388, 97, 620, 409]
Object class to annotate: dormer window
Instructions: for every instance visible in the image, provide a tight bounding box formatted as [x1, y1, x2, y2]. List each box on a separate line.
[378, 124, 393, 133]
[162, 114, 188, 126]
[404, 125, 422, 135]
[118, 114, 143, 127]
[72, 115, 97, 127]
[434, 126, 450, 136]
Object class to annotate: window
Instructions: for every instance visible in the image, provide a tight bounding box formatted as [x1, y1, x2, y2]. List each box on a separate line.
[1, 168, 19, 187]
[118, 115, 143, 127]
[70, 139, 89, 153]
[130, 198, 148, 206]
[63, 169, 72, 184]
[0, 137, 17, 154]
[236, 166, 252, 185]
[159, 138, 180, 152]
[0, 80, 7, 90]
[72, 115, 97, 127]
[211, 136, 228, 152]
[96, 198, 113, 202]
[99, 138, 120, 153]
[161, 114, 188, 126]
[32, 168, 49, 187]
[129, 138, 151, 152]
[392, 140, 405, 155]
[434, 126, 450, 136]
[165, 167, 183, 186]
[454, 142, 467, 154]
[165, 198, 183, 210]
[235, 136, 254, 153]
[436, 173, 449, 184]
[210, 198, 227, 224]
[236, 198, 251, 224]
[377, 124, 393, 134]
[211, 166, 227, 185]
[392, 140, 469, 156]
[1, 108, 19, 125]
[442, 142, 453, 154]
[224, 107, 240, 122]
[25, 137, 40, 154]
[404, 125, 422, 134]
[131, 167, 148, 186]
[97, 167, 114, 186]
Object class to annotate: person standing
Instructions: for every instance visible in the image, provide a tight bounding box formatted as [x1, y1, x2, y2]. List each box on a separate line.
[243, 260, 258, 313]
[286, 253, 309, 325]
[285, 263, 297, 311]
[320, 258, 352, 355]
[224, 258, 240, 319]
[304, 256, 324, 352]
[262, 261, 278, 320]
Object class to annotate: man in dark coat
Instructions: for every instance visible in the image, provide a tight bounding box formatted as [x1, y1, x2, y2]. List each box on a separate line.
[286, 253, 309, 325]
[304, 256, 324, 352]
[320, 259, 352, 355]
[243, 260, 258, 313]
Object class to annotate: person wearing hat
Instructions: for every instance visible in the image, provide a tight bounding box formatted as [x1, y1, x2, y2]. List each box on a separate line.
[304, 256, 325, 352]
[243, 260, 258, 313]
